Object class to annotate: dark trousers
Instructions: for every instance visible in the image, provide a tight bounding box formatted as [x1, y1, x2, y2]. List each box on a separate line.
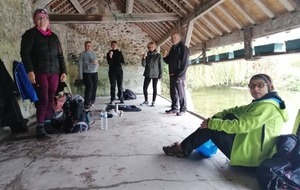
[181, 114, 237, 158]
[109, 70, 124, 101]
[34, 73, 59, 124]
[143, 77, 159, 102]
[83, 72, 98, 106]
[169, 76, 187, 112]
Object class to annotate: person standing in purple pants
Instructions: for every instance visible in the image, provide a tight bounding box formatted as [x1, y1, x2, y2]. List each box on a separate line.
[21, 9, 67, 140]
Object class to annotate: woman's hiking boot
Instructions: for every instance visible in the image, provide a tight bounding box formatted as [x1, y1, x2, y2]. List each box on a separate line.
[36, 125, 51, 140]
[162, 142, 186, 158]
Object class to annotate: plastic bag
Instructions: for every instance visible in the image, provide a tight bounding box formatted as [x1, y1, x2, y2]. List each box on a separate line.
[195, 139, 218, 158]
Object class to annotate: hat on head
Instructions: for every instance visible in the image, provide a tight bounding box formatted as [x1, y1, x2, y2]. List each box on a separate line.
[250, 74, 274, 92]
[33, 9, 49, 20]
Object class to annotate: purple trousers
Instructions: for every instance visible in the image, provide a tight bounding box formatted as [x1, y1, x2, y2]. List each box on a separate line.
[34, 73, 59, 124]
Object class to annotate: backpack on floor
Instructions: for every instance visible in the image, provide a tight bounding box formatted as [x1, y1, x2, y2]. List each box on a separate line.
[123, 89, 137, 100]
[62, 94, 91, 133]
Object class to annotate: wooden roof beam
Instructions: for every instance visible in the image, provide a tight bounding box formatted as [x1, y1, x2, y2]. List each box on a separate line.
[48, 13, 178, 23]
[179, 0, 194, 10]
[279, 0, 298, 12]
[126, 0, 134, 13]
[157, 0, 224, 46]
[217, 4, 243, 29]
[98, 0, 105, 14]
[202, 15, 223, 36]
[33, 0, 52, 9]
[205, 11, 300, 49]
[252, 0, 276, 18]
[184, 20, 195, 47]
[70, 0, 85, 14]
[229, 0, 258, 24]
[207, 11, 232, 33]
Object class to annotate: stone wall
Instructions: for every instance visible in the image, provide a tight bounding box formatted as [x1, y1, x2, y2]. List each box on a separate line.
[0, 0, 156, 119]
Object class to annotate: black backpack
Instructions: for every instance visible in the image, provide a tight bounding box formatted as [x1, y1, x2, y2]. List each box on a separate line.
[62, 95, 91, 133]
[123, 89, 136, 100]
[256, 134, 300, 190]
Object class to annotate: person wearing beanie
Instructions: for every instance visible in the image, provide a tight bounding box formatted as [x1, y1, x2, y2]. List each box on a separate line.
[20, 9, 67, 140]
[163, 73, 289, 168]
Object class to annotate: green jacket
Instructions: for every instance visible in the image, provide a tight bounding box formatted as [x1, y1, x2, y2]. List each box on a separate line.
[208, 93, 288, 167]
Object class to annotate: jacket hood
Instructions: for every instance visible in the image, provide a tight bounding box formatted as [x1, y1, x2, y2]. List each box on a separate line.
[253, 91, 288, 122]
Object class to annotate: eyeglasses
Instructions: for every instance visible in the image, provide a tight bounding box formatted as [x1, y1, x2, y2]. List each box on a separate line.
[248, 82, 266, 89]
[36, 17, 48, 21]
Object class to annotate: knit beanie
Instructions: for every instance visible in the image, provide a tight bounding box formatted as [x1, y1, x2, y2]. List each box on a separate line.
[250, 74, 274, 92]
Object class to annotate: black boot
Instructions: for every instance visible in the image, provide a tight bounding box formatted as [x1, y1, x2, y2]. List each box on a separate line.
[44, 122, 59, 134]
[36, 125, 51, 140]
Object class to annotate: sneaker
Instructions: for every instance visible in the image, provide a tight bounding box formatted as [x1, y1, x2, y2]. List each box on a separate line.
[162, 142, 186, 158]
[176, 111, 185, 116]
[150, 102, 155, 107]
[165, 109, 178, 114]
[140, 101, 148, 106]
[36, 125, 51, 140]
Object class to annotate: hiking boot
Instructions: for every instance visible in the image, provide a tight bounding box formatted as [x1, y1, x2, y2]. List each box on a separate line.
[150, 102, 155, 107]
[176, 111, 185, 116]
[44, 122, 59, 134]
[36, 125, 51, 140]
[140, 101, 149, 106]
[165, 109, 178, 114]
[162, 142, 186, 158]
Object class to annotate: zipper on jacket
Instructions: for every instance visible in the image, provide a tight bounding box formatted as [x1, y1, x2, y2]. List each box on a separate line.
[260, 124, 265, 151]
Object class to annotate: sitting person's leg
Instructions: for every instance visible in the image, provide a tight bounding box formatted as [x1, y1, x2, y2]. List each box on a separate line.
[163, 128, 235, 159]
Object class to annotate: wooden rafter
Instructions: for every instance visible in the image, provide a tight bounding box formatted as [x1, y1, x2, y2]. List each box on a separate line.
[202, 15, 223, 36]
[207, 11, 232, 33]
[70, 0, 85, 13]
[278, 0, 298, 12]
[229, 0, 258, 24]
[126, 0, 134, 13]
[252, 0, 276, 18]
[217, 4, 243, 29]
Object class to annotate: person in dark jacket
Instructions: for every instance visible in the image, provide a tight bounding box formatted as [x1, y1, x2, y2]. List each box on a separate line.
[163, 32, 190, 116]
[106, 41, 125, 104]
[20, 9, 67, 140]
[140, 42, 162, 107]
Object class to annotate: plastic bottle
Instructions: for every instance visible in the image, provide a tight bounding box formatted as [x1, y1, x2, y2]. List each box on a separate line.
[100, 109, 108, 130]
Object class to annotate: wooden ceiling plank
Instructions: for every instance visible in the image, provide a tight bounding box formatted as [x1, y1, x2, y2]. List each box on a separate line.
[169, 0, 189, 14]
[154, 0, 184, 17]
[179, 0, 194, 10]
[33, 0, 53, 9]
[207, 11, 232, 33]
[193, 28, 208, 41]
[70, 0, 85, 14]
[217, 4, 243, 29]
[229, 0, 258, 24]
[278, 0, 297, 12]
[194, 20, 215, 39]
[202, 15, 223, 36]
[126, 0, 134, 13]
[252, 0, 276, 18]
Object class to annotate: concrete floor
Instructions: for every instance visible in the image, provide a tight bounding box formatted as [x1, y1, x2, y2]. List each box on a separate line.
[0, 95, 260, 190]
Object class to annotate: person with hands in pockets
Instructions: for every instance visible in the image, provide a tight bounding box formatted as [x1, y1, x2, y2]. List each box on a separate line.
[78, 41, 98, 109]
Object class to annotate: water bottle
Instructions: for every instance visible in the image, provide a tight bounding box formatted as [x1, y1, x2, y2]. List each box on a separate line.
[100, 109, 108, 130]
